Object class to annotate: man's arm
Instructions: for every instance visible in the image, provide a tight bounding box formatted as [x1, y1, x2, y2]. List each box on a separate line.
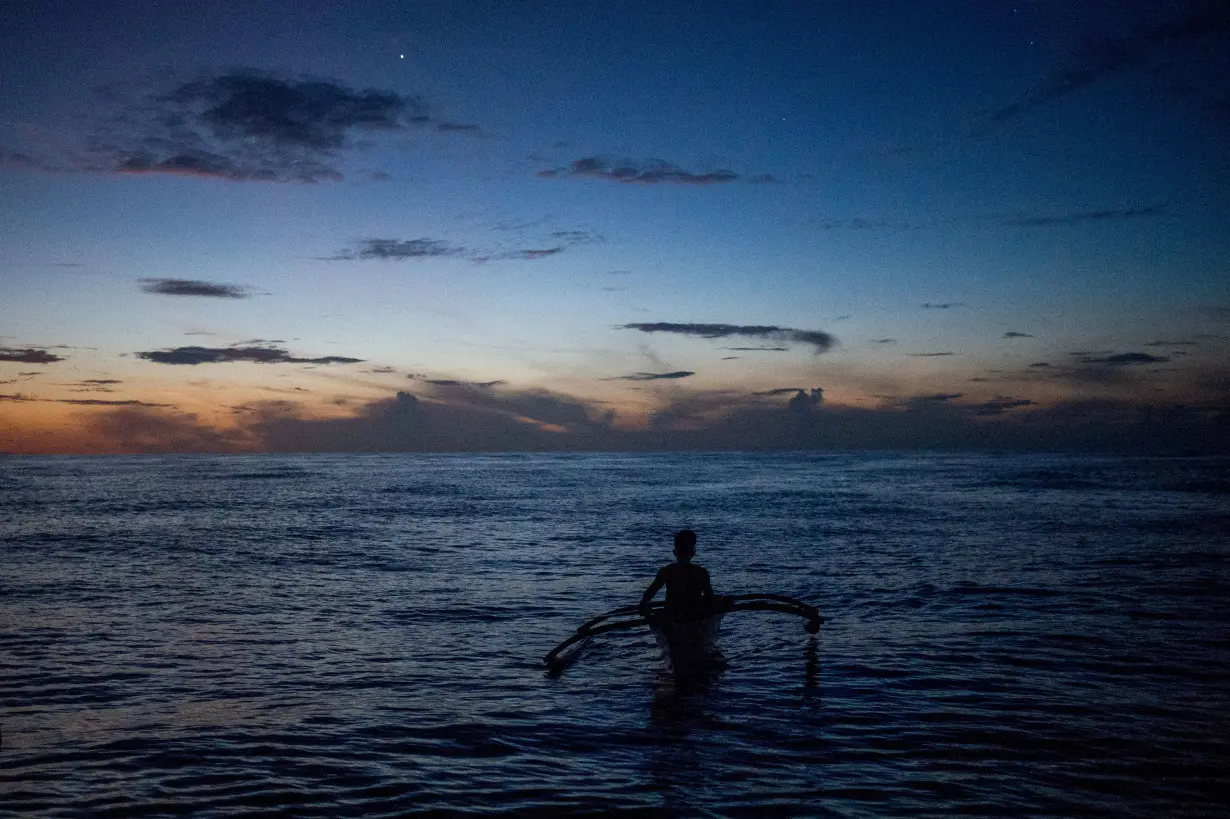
[700, 566, 715, 599]
[639, 568, 667, 616]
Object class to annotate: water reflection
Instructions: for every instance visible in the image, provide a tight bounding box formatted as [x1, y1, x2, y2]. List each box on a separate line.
[803, 636, 820, 698]
[645, 660, 727, 813]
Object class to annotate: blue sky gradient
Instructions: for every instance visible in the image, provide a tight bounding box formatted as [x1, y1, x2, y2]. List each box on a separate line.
[2, 0, 1227, 452]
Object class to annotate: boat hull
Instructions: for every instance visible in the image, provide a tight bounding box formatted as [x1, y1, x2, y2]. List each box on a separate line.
[650, 613, 724, 671]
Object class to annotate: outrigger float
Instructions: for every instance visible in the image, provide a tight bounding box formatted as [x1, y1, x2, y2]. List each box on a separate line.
[544, 594, 823, 674]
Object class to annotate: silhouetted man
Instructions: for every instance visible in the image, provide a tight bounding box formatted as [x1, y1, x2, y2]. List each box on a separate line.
[639, 529, 718, 624]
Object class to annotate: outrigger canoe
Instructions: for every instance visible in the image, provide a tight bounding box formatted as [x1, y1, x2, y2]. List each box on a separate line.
[544, 594, 823, 674]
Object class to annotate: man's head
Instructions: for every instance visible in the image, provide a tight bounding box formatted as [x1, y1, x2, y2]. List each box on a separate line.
[673, 529, 697, 562]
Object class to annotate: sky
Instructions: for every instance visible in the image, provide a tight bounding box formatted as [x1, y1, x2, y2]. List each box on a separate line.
[1, 0, 1228, 454]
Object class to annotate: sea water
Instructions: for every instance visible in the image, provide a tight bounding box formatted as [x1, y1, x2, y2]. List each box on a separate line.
[1, 452, 1228, 816]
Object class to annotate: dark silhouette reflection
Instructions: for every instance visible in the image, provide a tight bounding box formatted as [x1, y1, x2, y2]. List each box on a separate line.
[645, 661, 727, 812]
[802, 635, 821, 701]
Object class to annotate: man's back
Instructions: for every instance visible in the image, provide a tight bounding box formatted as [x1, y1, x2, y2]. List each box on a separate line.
[639, 529, 716, 622]
[658, 562, 712, 620]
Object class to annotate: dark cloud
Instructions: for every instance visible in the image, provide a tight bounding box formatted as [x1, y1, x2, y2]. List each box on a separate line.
[871, 338, 898, 345]
[787, 388, 824, 411]
[603, 371, 695, 382]
[910, 352, 957, 357]
[56, 70, 471, 183]
[436, 122, 481, 134]
[80, 379, 122, 384]
[86, 406, 252, 453]
[537, 156, 739, 185]
[974, 397, 1036, 416]
[1078, 352, 1170, 365]
[989, 6, 1230, 124]
[326, 238, 459, 260]
[1145, 339, 1198, 347]
[134, 345, 363, 366]
[922, 302, 963, 309]
[0, 347, 64, 364]
[621, 322, 836, 353]
[139, 278, 253, 298]
[999, 204, 1166, 227]
[1003, 331, 1034, 339]
[43, 383, 1230, 455]
[918, 393, 964, 402]
[1029, 362, 1051, 368]
[368, 366, 398, 374]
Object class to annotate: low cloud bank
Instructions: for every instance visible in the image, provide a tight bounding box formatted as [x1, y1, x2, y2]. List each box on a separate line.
[30, 386, 1227, 455]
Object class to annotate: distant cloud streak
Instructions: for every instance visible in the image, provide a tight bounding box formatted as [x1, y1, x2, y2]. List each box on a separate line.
[139, 278, 252, 298]
[622, 322, 836, 353]
[0, 393, 171, 407]
[1078, 352, 1170, 365]
[327, 238, 459, 260]
[1000, 204, 1165, 227]
[538, 156, 738, 185]
[134, 345, 363, 366]
[603, 371, 695, 381]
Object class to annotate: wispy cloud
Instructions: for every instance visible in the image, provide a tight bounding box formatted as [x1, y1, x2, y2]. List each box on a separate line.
[325, 238, 460, 261]
[922, 302, 963, 310]
[988, 6, 1230, 124]
[602, 371, 695, 381]
[974, 397, 1036, 416]
[326, 230, 595, 263]
[134, 345, 363, 366]
[0, 347, 65, 364]
[720, 345, 790, 352]
[621, 322, 836, 353]
[435, 121, 481, 134]
[999, 204, 1165, 227]
[910, 352, 957, 357]
[1002, 331, 1034, 339]
[139, 278, 253, 298]
[805, 205, 1165, 231]
[537, 156, 738, 185]
[0, 393, 171, 407]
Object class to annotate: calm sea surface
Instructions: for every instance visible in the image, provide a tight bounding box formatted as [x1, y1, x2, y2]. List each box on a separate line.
[2, 452, 1228, 817]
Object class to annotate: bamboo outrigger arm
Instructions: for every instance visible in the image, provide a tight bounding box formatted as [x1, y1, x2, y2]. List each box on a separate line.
[543, 594, 823, 669]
